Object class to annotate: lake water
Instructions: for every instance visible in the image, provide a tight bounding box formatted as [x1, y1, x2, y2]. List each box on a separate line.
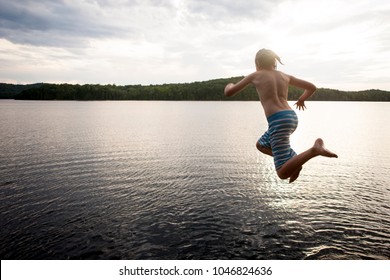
[0, 100, 389, 260]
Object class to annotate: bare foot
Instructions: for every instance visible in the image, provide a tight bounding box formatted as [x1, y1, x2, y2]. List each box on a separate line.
[289, 166, 302, 183]
[313, 138, 338, 158]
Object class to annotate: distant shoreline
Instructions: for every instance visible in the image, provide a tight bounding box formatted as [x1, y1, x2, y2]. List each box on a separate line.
[1, 79, 390, 101]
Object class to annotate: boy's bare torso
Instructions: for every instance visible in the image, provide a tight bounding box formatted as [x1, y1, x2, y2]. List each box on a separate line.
[224, 66, 316, 117]
[244, 69, 316, 117]
[251, 70, 292, 117]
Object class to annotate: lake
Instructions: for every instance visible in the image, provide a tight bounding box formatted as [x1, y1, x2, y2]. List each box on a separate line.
[0, 100, 389, 259]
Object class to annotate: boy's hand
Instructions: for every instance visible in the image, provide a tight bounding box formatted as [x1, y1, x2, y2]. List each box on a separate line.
[225, 83, 234, 91]
[294, 99, 306, 110]
[224, 83, 235, 96]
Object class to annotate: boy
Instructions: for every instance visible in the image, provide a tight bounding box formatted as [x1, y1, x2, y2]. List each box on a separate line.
[224, 48, 337, 183]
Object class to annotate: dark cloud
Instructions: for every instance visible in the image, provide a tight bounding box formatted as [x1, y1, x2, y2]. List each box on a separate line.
[0, 0, 181, 47]
[0, 0, 131, 47]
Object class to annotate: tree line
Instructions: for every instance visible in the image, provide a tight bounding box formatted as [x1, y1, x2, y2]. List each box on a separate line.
[1, 78, 389, 101]
[0, 83, 43, 99]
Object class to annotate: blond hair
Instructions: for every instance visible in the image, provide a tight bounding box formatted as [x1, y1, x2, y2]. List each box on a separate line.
[255, 49, 283, 70]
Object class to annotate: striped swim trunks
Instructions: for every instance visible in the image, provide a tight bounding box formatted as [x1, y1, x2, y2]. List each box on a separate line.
[258, 110, 298, 170]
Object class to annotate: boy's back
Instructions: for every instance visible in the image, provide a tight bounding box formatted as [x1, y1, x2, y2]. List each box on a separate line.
[251, 70, 291, 117]
[224, 48, 316, 117]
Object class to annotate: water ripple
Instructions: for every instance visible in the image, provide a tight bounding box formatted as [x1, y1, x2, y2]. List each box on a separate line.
[1, 101, 389, 259]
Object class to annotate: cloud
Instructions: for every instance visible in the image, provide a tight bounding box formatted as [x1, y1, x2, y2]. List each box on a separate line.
[0, 0, 389, 90]
[0, 0, 278, 47]
[186, 0, 281, 22]
[0, 0, 134, 47]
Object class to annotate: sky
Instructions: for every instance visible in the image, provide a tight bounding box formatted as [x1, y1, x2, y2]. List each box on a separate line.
[0, 0, 389, 90]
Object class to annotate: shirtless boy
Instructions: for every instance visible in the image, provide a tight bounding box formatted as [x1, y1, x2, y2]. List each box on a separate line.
[224, 48, 338, 183]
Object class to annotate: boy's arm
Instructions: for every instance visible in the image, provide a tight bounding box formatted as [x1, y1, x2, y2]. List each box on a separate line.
[224, 74, 254, 97]
[289, 75, 317, 110]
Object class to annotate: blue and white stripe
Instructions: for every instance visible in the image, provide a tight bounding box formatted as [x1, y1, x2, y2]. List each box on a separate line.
[258, 110, 298, 170]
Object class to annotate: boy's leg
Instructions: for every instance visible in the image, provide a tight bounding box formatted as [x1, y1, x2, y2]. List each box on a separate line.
[256, 142, 273, 156]
[289, 166, 302, 184]
[257, 130, 273, 157]
[277, 138, 337, 180]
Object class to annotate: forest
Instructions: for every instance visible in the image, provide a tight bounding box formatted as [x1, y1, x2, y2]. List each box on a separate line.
[1, 78, 389, 101]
